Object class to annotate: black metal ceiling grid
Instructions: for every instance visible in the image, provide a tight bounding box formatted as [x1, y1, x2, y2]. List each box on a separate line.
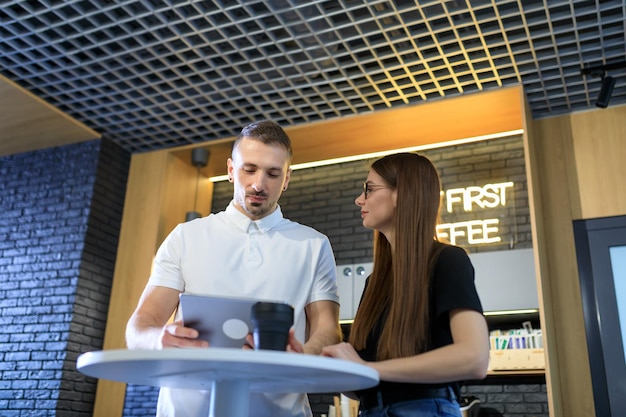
[1, 0, 625, 153]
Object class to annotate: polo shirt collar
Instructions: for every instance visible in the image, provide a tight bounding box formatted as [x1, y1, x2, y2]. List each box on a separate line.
[225, 200, 284, 233]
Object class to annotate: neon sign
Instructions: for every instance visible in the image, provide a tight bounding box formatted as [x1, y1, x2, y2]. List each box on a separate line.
[437, 182, 514, 245]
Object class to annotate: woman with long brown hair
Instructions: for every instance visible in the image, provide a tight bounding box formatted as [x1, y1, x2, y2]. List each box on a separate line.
[322, 153, 489, 417]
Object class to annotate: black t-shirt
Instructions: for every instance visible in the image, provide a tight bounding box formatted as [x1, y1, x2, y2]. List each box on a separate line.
[356, 244, 483, 400]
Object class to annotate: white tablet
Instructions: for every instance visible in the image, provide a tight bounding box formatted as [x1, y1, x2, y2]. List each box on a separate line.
[178, 293, 260, 348]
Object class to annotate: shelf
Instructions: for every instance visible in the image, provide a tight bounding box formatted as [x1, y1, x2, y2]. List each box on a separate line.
[484, 309, 540, 328]
[487, 369, 544, 376]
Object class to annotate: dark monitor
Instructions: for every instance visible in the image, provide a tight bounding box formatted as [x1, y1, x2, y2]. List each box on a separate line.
[573, 214, 626, 416]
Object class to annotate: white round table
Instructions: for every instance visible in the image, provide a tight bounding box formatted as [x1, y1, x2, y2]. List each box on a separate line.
[77, 348, 379, 417]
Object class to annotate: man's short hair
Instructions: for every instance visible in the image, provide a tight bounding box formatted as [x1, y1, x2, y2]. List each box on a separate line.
[233, 120, 293, 160]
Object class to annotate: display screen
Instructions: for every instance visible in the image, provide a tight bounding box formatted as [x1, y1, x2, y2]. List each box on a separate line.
[610, 245, 626, 363]
[574, 214, 626, 417]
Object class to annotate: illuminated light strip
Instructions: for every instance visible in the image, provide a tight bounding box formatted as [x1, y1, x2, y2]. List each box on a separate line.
[209, 129, 525, 182]
[483, 309, 539, 316]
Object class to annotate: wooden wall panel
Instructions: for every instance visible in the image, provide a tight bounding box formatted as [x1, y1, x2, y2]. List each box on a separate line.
[94, 150, 171, 417]
[526, 104, 626, 417]
[528, 114, 592, 417]
[570, 105, 626, 218]
[520, 98, 555, 416]
[94, 149, 216, 417]
[159, 154, 193, 241]
[162, 151, 215, 242]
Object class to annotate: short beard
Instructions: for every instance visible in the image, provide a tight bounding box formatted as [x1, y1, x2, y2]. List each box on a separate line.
[242, 191, 276, 219]
[244, 200, 275, 218]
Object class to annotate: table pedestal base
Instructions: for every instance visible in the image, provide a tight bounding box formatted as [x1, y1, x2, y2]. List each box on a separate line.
[210, 379, 250, 417]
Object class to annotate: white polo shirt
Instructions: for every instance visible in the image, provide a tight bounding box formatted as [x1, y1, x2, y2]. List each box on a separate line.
[148, 201, 339, 417]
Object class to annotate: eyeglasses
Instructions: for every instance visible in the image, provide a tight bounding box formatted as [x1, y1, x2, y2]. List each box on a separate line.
[363, 182, 388, 199]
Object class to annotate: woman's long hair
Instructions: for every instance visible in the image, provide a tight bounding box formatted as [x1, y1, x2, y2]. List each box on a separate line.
[349, 153, 443, 360]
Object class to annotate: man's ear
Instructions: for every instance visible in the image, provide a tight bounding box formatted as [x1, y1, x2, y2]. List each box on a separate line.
[227, 158, 234, 182]
[283, 167, 292, 190]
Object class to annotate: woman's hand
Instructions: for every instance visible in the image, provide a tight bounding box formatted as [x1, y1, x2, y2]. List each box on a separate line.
[321, 342, 366, 365]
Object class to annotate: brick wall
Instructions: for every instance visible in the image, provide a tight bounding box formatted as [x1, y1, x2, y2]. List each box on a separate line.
[462, 377, 549, 416]
[0, 139, 129, 416]
[213, 134, 531, 264]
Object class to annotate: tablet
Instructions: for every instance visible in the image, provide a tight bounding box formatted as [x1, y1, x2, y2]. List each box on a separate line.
[178, 293, 259, 348]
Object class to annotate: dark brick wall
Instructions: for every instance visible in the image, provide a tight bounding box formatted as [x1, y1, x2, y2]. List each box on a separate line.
[122, 384, 159, 416]
[462, 377, 549, 417]
[434, 136, 531, 254]
[213, 134, 531, 263]
[0, 139, 129, 416]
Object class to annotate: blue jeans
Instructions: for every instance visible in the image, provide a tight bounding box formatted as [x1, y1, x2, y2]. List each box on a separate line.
[359, 397, 462, 417]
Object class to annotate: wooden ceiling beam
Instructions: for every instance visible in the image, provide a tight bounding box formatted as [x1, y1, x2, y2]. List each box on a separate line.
[173, 86, 525, 178]
[0, 74, 100, 157]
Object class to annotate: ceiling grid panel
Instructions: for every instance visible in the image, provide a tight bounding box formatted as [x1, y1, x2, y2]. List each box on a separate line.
[1, 0, 624, 152]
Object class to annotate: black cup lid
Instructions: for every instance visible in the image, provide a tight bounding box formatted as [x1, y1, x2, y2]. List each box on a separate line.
[251, 301, 294, 314]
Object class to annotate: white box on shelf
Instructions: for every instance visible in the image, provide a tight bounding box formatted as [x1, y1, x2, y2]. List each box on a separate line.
[488, 348, 545, 371]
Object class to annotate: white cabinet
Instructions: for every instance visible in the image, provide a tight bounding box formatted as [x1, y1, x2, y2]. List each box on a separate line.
[335, 249, 538, 320]
[469, 248, 539, 312]
[336, 263, 373, 320]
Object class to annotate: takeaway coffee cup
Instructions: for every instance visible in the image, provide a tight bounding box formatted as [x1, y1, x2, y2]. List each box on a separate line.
[250, 301, 294, 351]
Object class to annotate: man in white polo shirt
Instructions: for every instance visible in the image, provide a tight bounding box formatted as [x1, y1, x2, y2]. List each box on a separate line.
[125, 120, 342, 417]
